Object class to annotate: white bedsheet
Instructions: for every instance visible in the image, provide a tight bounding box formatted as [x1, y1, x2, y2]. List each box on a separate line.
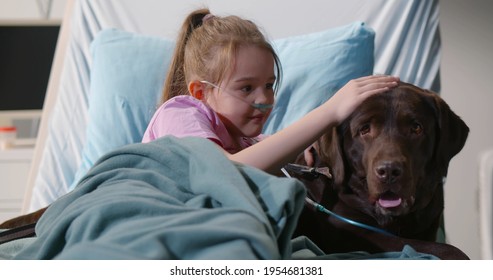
[26, 0, 441, 212]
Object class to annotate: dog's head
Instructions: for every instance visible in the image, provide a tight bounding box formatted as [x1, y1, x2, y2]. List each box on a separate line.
[318, 82, 469, 223]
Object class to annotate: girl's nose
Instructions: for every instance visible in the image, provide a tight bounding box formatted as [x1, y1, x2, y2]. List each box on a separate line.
[250, 88, 274, 112]
[253, 88, 274, 104]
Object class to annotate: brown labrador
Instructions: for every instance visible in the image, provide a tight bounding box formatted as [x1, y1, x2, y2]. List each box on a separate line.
[290, 82, 470, 259]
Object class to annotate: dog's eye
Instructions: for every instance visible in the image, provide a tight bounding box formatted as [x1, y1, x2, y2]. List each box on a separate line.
[411, 122, 423, 135]
[359, 124, 371, 136]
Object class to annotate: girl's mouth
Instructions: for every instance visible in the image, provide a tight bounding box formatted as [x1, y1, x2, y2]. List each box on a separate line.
[250, 114, 265, 122]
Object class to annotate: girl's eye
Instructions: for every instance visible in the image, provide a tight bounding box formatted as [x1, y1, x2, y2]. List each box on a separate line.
[266, 83, 274, 90]
[241, 85, 253, 93]
[411, 121, 423, 135]
[359, 124, 371, 136]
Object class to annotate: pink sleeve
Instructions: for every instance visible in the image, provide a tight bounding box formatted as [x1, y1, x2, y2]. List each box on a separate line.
[142, 96, 222, 144]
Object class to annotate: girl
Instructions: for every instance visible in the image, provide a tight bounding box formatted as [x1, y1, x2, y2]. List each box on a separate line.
[143, 8, 399, 174]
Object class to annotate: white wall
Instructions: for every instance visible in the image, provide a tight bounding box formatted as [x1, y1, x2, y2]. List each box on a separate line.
[440, 0, 493, 260]
[0, 0, 490, 260]
[0, 0, 66, 19]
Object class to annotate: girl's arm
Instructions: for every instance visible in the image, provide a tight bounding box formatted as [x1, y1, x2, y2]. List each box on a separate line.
[226, 75, 399, 174]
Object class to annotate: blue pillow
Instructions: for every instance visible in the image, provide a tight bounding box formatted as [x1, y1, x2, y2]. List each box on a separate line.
[263, 21, 375, 134]
[68, 29, 174, 191]
[69, 22, 374, 191]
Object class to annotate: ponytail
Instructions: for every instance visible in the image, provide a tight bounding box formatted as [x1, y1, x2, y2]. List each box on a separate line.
[161, 8, 210, 103]
[161, 8, 282, 104]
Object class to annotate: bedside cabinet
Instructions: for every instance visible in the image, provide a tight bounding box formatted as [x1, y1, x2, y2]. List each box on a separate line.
[0, 147, 34, 223]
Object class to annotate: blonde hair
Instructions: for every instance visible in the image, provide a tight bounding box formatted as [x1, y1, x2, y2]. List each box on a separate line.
[161, 8, 282, 103]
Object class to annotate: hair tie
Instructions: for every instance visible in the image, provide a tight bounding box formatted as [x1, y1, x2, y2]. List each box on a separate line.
[202, 14, 215, 23]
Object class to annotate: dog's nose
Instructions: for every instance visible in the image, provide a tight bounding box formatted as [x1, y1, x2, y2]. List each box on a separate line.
[375, 161, 403, 184]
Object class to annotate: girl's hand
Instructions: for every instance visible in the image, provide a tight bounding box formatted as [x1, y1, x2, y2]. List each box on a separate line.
[328, 75, 399, 124]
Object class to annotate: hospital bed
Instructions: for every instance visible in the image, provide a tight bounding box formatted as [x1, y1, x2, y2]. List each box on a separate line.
[4, 0, 442, 259]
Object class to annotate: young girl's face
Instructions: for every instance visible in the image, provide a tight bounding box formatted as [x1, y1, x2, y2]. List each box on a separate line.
[205, 45, 276, 140]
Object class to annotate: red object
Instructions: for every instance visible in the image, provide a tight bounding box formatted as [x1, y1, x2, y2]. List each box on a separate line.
[0, 126, 16, 132]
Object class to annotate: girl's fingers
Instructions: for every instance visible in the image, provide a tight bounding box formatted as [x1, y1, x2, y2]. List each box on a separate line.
[364, 74, 399, 81]
[330, 75, 400, 123]
[361, 81, 398, 91]
[359, 86, 392, 97]
[353, 75, 400, 85]
[353, 76, 399, 94]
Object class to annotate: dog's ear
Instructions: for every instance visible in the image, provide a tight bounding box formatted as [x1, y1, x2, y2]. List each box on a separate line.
[427, 90, 470, 176]
[319, 128, 345, 185]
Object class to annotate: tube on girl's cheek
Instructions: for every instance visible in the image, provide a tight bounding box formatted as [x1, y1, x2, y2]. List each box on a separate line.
[251, 103, 273, 113]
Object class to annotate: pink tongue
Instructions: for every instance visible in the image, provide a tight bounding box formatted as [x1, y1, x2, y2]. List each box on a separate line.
[378, 197, 402, 208]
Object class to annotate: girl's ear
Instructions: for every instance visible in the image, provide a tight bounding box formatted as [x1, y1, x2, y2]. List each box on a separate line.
[188, 80, 205, 100]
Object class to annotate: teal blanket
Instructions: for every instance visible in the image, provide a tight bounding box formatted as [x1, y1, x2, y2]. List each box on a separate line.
[15, 137, 306, 259]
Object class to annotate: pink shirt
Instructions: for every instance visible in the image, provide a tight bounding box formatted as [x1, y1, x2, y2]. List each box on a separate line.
[142, 95, 265, 154]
